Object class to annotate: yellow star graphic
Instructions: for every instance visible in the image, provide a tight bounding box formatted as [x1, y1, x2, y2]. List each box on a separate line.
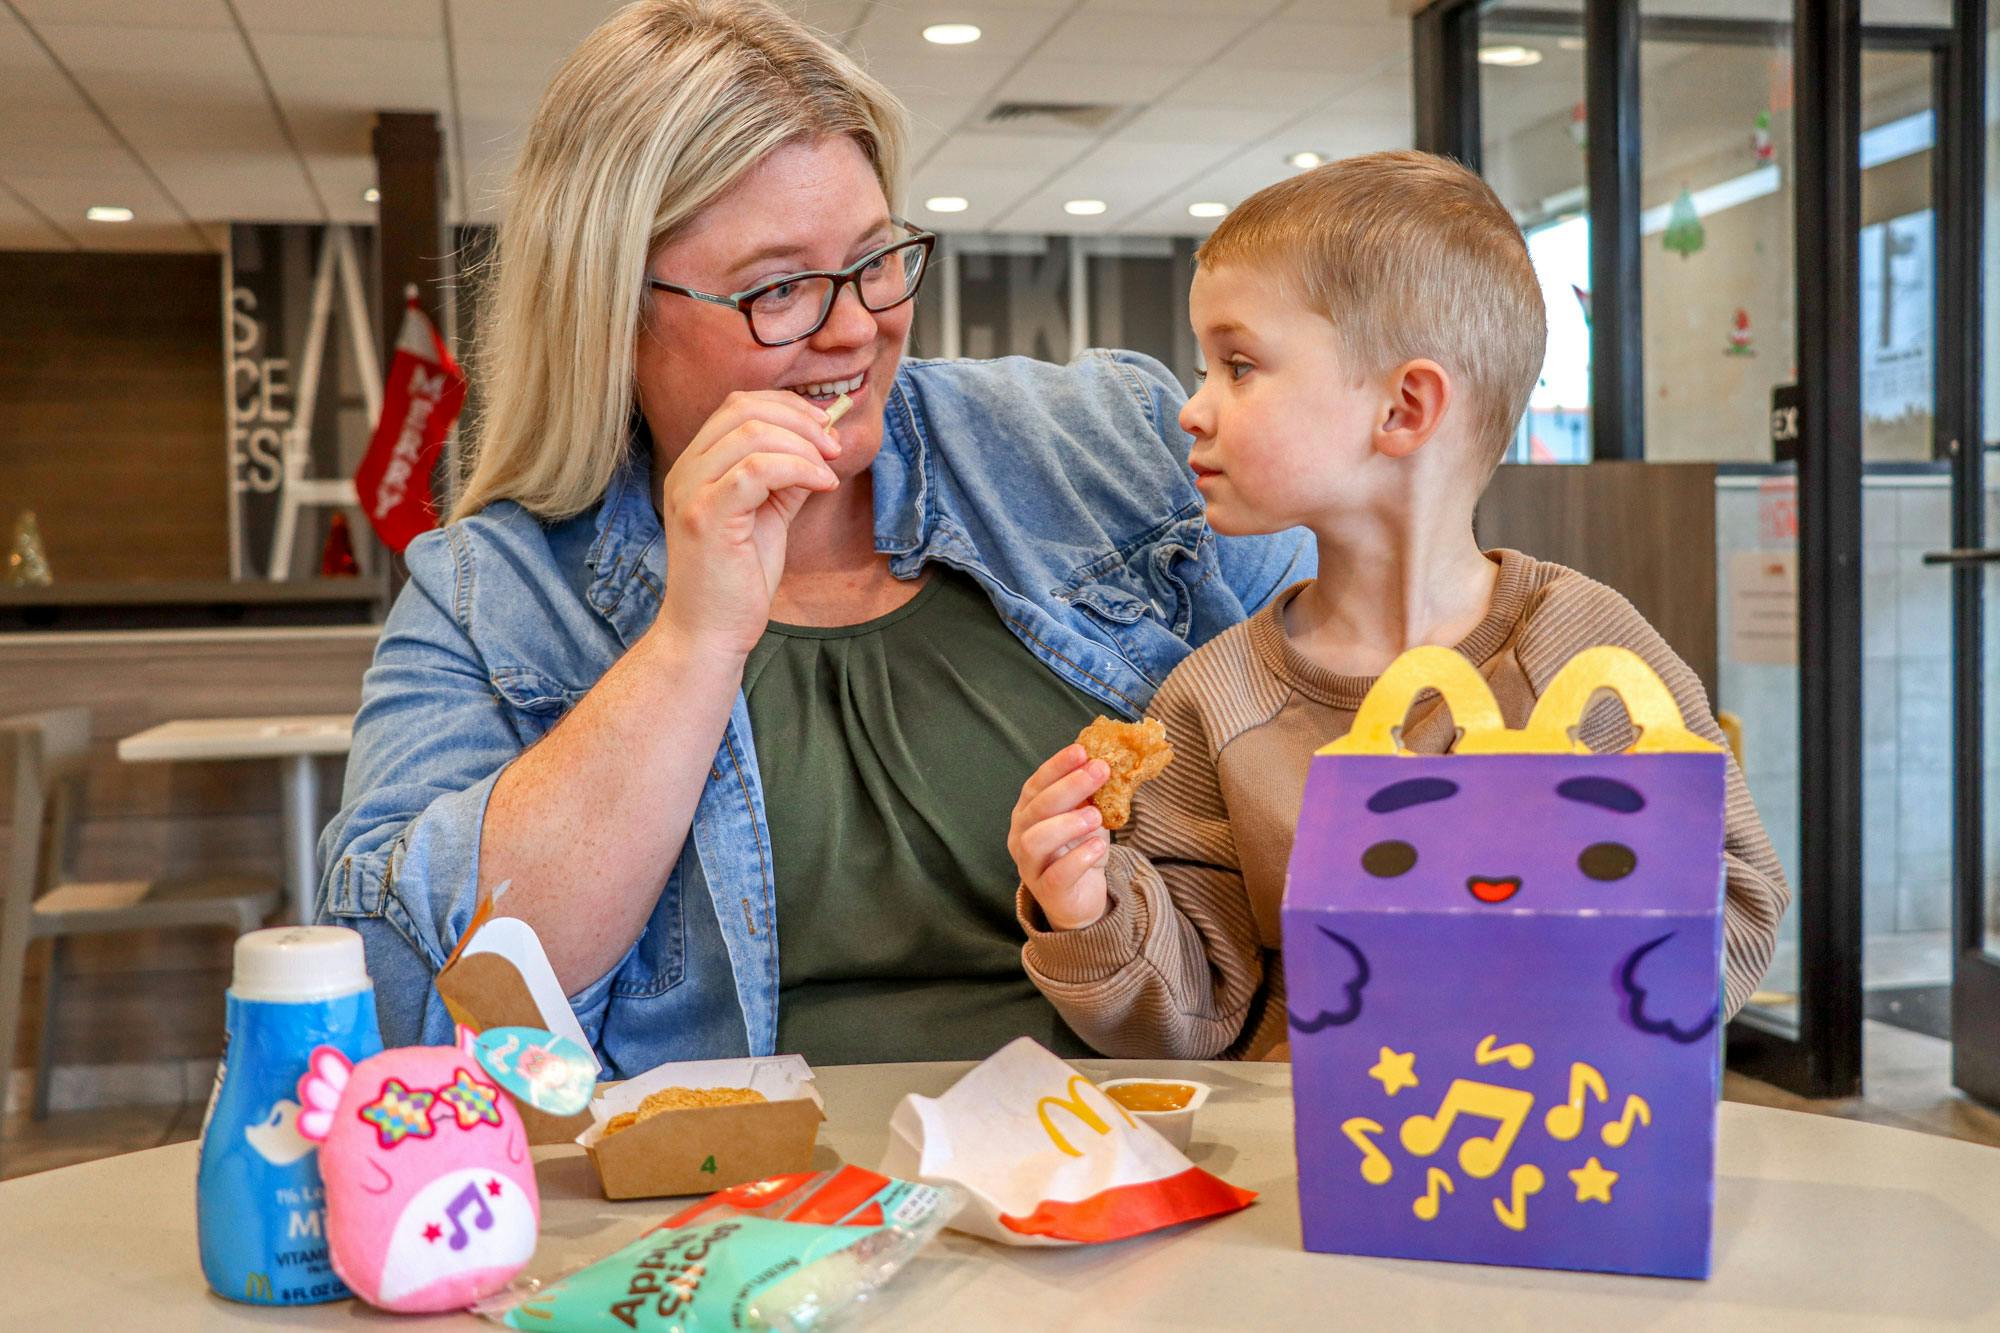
[1569, 1156, 1618, 1204]
[1367, 1047, 1419, 1097]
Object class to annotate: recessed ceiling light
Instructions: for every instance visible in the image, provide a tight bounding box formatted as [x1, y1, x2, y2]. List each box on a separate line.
[1557, 36, 1586, 51]
[86, 205, 133, 223]
[1286, 151, 1325, 170]
[363, 187, 380, 204]
[1478, 43, 1544, 67]
[924, 195, 969, 213]
[1187, 201, 1229, 219]
[1063, 198, 1108, 217]
[923, 23, 981, 45]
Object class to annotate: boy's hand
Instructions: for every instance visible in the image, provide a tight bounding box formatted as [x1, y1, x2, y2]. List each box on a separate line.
[1009, 745, 1113, 931]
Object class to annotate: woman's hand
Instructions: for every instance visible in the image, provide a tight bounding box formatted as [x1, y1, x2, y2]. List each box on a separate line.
[655, 390, 843, 656]
[1009, 744, 1112, 931]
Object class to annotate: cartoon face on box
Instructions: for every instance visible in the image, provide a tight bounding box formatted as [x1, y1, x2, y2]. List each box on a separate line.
[1282, 647, 1726, 1280]
[296, 1028, 539, 1312]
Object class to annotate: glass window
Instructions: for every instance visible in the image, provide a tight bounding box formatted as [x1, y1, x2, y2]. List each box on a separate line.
[1638, 3, 1802, 1033]
[1478, 3, 1590, 462]
[1853, 41, 1948, 1041]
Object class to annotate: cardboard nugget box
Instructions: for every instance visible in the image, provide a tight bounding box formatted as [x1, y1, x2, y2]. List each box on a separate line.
[433, 913, 598, 1145]
[579, 1055, 826, 1200]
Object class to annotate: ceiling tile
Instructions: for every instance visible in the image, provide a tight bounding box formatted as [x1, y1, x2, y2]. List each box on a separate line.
[1036, 10, 1255, 65]
[1211, 18, 1406, 73]
[8, 166, 187, 239]
[1118, 104, 1292, 145]
[924, 130, 1082, 172]
[1080, 0, 1284, 15]
[995, 59, 1186, 105]
[0, 182, 70, 248]
[443, 2, 618, 53]
[909, 164, 1051, 228]
[1161, 65, 1365, 111]
[231, 0, 441, 39]
[0, 0, 1422, 241]
[850, 4, 1066, 63]
[11, 0, 231, 29]
[1043, 137, 1216, 194]
[32, 21, 316, 218]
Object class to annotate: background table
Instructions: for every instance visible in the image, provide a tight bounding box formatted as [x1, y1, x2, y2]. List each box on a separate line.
[117, 714, 353, 923]
[4, 1058, 1998, 1330]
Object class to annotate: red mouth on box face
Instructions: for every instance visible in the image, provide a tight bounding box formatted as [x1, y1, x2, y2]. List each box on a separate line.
[1467, 877, 1521, 904]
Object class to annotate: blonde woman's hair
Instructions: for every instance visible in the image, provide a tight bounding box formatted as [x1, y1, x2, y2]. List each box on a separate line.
[1196, 151, 1546, 470]
[452, 0, 907, 521]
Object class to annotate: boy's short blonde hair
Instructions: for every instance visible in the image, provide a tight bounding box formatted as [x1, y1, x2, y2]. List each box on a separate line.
[1196, 151, 1546, 470]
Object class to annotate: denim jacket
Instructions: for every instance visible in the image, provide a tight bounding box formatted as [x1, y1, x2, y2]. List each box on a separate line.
[319, 350, 1313, 1075]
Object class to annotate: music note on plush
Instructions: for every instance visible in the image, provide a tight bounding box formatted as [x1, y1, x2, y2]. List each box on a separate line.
[441, 1182, 495, 1252]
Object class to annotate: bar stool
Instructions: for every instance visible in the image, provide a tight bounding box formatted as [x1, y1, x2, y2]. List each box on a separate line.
[0, 709, 279, 1166]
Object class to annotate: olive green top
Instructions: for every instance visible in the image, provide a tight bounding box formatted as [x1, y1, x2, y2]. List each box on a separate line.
[744, 567, 1105, 1064]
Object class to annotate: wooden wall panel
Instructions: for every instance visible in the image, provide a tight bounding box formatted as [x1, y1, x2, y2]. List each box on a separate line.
[1, 627, 376, 1073]
[0, 251, 229, 584]
[1475, 461, 1720, 700]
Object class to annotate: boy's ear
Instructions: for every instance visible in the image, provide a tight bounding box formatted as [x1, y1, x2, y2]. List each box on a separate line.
[1374, 359, 1452, 460]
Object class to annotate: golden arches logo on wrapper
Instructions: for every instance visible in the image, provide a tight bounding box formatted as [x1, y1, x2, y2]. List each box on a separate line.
[1285, 644, 1729, 1279]
[881, 1038, 1255, 1247]
[1035, 1075, 1138, 1158]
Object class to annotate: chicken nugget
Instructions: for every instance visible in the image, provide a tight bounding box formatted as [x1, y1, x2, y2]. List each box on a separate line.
[1076, 715, 1174, 831]
[637, 1085, 766, 1115]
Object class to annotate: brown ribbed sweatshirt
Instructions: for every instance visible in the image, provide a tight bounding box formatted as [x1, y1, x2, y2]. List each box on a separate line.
[1017, 548, 1791, 1061]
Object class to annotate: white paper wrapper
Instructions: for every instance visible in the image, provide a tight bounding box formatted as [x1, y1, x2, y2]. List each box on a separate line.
[574, 1055, 822, 1149]
[879, 1037, 1253, 1247]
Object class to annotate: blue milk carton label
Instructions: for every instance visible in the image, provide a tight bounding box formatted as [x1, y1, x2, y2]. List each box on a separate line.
[197, 988, 382, 1305]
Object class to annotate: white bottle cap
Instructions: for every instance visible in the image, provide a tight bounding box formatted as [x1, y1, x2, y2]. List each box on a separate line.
[230, 925, 373, 1003]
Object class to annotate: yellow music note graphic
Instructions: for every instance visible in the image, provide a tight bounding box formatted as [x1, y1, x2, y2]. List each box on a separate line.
[1601, 1094, 1652, 1147]
[1412, 1167, 1454, 1221]
[1474, 1034, 1534, 1070]
[1543, 1062, 1609, 1142]
[1397, 1079, 1534, 1179]
[1492, 1163, 1545, 1232]
[1341, 1116, 1393, 1185]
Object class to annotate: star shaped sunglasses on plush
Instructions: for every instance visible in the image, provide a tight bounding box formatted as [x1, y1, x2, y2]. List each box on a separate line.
[646, 220, 937, 348]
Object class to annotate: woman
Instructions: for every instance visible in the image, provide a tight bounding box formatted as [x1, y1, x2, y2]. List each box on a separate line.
[319, 0, 1310, 1073]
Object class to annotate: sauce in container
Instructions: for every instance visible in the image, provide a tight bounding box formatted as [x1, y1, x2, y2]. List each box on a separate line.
[1103, 1081, 1198, 1113]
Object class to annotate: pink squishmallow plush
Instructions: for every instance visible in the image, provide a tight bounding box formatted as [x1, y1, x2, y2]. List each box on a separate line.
[296, 1026, 539, 1312]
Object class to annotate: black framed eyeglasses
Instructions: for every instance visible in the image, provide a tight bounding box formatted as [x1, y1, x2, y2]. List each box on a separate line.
[647, 220, 937, 348]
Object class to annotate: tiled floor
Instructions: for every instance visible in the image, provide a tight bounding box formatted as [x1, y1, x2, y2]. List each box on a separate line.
[4, 1020, 1996, 1181]
[1722, 1018, 2000, 1148]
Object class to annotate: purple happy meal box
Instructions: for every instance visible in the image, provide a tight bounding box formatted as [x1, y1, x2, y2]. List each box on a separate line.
[1282, 645, 1726, 1279]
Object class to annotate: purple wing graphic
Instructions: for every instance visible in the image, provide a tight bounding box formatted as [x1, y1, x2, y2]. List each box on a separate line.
[1619, 931, 1719, 1044]
[1288, 927, 1371, 1034]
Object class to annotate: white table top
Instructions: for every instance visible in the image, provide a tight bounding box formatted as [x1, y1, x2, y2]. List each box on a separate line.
[117, 714, 353, 761]
[5, 1059, 1999, 1330]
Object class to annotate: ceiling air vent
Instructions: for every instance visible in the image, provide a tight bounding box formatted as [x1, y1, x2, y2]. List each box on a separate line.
[982, 101, 1123, 134]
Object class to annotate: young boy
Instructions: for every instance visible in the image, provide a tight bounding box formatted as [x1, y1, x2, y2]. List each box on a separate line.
[1005, 151, 1789, 1060]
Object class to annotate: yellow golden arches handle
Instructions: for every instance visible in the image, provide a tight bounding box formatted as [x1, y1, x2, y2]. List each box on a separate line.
[1319, 644, 1721, 756]
[1515, 646, 1719, 755]
[1320, 646, 1506, 755]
